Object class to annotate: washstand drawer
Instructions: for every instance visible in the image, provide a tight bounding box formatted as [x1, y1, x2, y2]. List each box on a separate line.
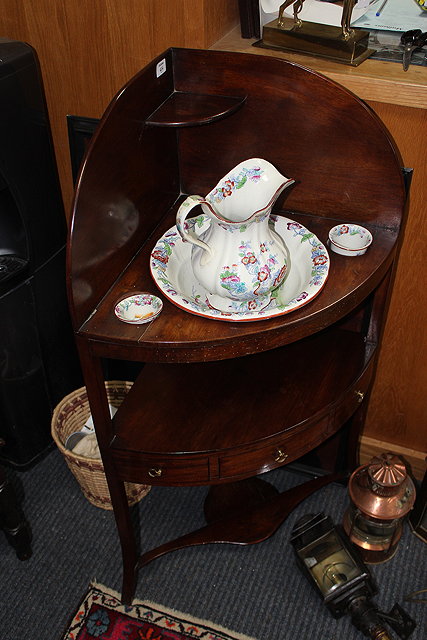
[332, 361, 375, 429]
[218, 416, 330, 480]
[113, 450, 210, 485]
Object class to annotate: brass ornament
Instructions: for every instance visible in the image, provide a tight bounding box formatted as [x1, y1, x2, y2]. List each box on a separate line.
[255, 0, 376, 66]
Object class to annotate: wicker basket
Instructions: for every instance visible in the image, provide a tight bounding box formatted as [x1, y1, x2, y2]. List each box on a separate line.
[51, 381, 150, 509]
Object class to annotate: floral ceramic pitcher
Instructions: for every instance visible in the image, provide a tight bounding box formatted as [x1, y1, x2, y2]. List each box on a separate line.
[176, 158, 295, 313]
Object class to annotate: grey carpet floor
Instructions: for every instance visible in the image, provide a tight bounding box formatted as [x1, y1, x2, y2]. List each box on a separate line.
[0, 448, 425, 640]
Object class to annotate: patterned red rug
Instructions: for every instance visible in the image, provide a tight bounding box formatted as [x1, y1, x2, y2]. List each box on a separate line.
[62, 583, 257, 640]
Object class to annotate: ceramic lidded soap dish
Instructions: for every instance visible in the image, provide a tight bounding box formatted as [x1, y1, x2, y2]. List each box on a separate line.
[329, 224, 372, 256]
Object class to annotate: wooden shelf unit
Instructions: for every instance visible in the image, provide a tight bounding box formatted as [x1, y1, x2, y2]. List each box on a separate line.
[145, 91, 246, 127]
[68, 48, 407, 604]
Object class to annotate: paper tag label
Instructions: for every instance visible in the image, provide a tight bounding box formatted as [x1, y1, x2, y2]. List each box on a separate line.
[156, 59, 166, 78]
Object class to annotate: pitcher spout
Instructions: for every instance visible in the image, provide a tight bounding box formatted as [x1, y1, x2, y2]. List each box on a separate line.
[205, 158, 294, 224]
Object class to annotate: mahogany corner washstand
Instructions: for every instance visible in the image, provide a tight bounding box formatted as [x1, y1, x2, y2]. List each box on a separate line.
[67, 48, 407, 604]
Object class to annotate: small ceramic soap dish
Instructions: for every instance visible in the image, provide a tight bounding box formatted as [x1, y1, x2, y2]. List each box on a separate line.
[115, 293, 163, 324]
[329, 224, 372, 257]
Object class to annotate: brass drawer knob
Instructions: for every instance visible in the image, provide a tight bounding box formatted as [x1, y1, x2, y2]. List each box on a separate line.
[355, 390, 365, 403]
[274, 449, 288, 463]
[148, 467, 163, 478]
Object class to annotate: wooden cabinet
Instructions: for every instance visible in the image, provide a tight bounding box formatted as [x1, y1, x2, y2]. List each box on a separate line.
[68, 48, 407, 603]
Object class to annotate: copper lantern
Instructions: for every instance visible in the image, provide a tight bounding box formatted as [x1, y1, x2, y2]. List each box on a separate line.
[343, 453, 416, 564]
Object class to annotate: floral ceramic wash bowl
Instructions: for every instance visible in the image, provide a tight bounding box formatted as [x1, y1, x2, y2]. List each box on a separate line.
[176, 158, 295, 313]
[328, 224, 373, 257]
[151, 215, 329, 322]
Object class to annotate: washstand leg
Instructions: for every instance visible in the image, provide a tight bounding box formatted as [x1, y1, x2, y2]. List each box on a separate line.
[121, 541, 138, 605]
[344, 399, 370, 473]
[76, 342, 139, 605]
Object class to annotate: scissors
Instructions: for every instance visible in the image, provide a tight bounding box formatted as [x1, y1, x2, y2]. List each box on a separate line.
[400, 29, 427, 71]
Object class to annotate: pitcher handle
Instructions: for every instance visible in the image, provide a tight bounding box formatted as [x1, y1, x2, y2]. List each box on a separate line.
[176, 195, 213, 257]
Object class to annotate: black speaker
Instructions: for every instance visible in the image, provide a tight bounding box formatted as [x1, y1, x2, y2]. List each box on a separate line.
[0, 38, 82, 468]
